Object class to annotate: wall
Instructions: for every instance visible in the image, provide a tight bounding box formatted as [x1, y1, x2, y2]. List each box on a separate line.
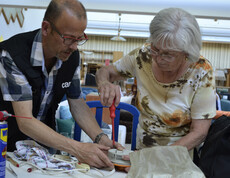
[1, 8, 230, 69]
[78, 35, 147, 64]
[0, 8, 45, 40]
[80, 35, 230, 69]
[201, 43, 230, 69]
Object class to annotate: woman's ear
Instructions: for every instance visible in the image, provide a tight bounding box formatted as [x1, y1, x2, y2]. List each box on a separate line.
[185, 53, 189, 60]
[150, 43, 154, 49]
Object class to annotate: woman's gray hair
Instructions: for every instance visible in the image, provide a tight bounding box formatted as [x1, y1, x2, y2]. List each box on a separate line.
[148, 8, 201, 62]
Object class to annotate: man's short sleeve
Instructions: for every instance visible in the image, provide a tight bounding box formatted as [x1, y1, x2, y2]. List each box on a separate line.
[0, 51, 32, 101]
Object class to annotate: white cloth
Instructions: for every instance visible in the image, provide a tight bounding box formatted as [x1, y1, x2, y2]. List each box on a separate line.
[14, 140, 74, 170]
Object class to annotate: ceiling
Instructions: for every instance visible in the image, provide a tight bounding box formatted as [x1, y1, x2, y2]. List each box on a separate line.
[1, 0, 230, 43]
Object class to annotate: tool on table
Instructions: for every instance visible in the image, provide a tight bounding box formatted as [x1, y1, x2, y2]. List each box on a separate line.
[27, 167, 37, 173]
[27, 167, 33, 172]
[6, 155, 19, 167]
[109, 101, 116, 146]
[75, 162, 90, 173]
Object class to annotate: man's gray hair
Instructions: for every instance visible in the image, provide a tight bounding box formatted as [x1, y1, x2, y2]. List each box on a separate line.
[148, 8, 201, 62]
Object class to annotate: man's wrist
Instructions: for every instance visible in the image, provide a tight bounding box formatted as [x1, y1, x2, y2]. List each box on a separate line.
[94, 132, 108, 144]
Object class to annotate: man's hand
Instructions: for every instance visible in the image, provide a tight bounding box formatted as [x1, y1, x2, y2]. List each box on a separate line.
[73, 142, 114, 169]
[98, 81, 121, 107]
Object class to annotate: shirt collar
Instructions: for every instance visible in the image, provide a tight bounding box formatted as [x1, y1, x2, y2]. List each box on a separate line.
[30, 29, 62, 69]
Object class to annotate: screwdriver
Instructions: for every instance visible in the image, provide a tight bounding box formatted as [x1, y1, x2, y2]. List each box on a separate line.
[109, 101, 116, 146]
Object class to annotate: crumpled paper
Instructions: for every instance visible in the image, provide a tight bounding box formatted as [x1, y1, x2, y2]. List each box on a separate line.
[127, 146, 205, 178]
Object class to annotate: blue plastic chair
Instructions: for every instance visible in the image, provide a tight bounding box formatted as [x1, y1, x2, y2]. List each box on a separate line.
[74, 100, 140, 150]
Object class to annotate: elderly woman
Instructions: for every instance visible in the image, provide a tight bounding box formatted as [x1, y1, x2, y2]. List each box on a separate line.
[96, 8, 216, 154]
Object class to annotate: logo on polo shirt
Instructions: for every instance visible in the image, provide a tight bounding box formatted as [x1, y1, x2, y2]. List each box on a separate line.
[62, 82, 71, 88]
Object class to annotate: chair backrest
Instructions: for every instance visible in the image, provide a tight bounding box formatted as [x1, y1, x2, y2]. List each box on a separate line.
[74, 100, 140, 150]
[85, 73, 97, 86]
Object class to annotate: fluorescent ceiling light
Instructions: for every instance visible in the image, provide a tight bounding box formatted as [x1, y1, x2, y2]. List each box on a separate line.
[110, 13, 126, 42]
[82, 51, 94, 55]
[111, 35, 126, 42]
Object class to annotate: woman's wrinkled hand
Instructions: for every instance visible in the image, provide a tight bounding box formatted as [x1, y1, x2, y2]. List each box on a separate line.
[98, 81, 121, 107]
[98, 134, 125, 151]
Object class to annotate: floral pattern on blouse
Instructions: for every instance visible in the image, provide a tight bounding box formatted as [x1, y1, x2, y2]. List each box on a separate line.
[114, 43, 216, 149]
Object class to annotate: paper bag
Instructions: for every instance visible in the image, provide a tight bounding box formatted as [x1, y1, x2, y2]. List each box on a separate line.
[127, 146, 205, 178]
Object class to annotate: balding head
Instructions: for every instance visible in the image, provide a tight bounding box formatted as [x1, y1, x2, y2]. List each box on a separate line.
[44, 0, 87, 23]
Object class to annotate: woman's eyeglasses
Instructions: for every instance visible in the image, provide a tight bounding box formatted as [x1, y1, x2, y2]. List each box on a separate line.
[149, 48, 178, 62]
[49, 21, 88, 46]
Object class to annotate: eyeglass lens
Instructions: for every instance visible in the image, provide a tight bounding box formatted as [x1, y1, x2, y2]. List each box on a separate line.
[150, 48, 175, 62]
[63, 36, 87, 46]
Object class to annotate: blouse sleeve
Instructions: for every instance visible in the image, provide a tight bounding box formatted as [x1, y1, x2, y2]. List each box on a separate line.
[191, 68, 216, 119]
[113, 48, 140, 78]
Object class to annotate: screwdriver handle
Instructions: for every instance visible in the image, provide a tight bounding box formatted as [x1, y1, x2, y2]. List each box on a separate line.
[109, 101, 116, 119]
[109, 101, 116, 146]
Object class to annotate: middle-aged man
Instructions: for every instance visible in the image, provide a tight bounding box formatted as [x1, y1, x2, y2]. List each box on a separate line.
[0, 0, 122, 168]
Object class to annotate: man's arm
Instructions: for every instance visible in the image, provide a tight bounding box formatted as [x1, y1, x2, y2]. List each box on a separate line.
[95, 65, 124, 107]
[12, 100, 114, 168]
[68, 98, 124, 149]
[68, 98, 104, 142]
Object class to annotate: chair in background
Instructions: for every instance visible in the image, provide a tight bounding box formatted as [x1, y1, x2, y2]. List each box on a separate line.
[85, 73, 97, 86]
[220, 99, 230, 111]
[212, 93, 230, 121]
[74, 100, 140, 150]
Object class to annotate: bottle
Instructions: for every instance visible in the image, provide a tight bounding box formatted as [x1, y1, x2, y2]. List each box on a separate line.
[0, 120, 7, 178]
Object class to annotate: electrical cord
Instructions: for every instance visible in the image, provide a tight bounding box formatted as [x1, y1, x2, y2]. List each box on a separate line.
[18, 155, 115, 177]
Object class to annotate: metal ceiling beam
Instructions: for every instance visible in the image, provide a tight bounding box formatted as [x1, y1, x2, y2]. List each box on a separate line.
[1, 0, 230, 20]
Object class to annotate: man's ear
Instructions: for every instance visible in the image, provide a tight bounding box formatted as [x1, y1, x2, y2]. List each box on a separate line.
[42, 21, 51, 36]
